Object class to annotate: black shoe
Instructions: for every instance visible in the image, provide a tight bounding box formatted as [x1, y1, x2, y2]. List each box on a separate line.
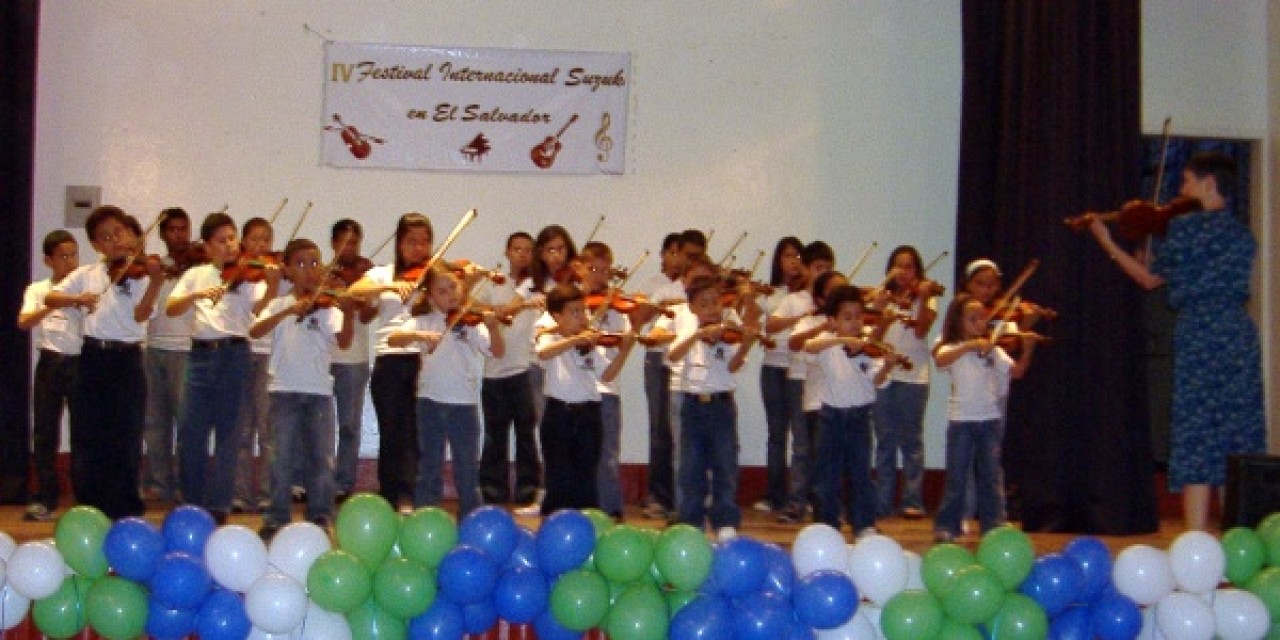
[211, 510, 229, 526]
[259, 523, 281, 543]
[23, 503, 54, 522]
[776, 507, 802, 524]
[230, 499, 249, 514]
[335, 491, 351, 505]
[291, 486, 307, 503]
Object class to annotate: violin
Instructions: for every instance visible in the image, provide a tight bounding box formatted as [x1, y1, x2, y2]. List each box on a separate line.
[446, 307, 512, 327]
[888, 279, 946, 306]
[446, 259, 506, 285]
[585, 291, 674, 318]
[108, 253, 163, 282]
[986, 300, 1057, 325]
[333, 256, 374, 287]
[846, 340, 913, 370]
[703, 323, 776, 350]
[221, 252, 280, 287]
[167, 243, 209, 278]
[1063, 196, 1202, 242]
[991, 331, 1052, 356]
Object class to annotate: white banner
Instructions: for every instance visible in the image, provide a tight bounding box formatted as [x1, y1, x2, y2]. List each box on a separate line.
[322, 43, 629, 175]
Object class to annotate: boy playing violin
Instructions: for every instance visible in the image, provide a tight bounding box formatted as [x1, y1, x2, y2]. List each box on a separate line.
[46, 206, 166, 518]
[252, 238, 354, 540]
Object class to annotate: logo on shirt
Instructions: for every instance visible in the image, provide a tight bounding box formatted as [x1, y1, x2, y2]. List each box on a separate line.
[306, 316, 321, 332]
[859, 361, 869, 373]
[713, 346, 726, 361]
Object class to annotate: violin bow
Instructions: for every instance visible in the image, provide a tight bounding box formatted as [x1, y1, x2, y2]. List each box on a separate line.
[436, 263, 502, 348]
[1143, 117, 1173, 266]
[366, 229, 397, 263]
[590, 250, 648, 329]
[989, 259, 1040, 323]
[411, 208, 479, 295]
[583, 215, 606, 246]
[716, 232, 748, 268]
[921, 250, 950, 276]
[704, 228, 715, 247]
[102, 209, 167, 293]
[266, 197, 289, 227]
[746, 250, 766, 279]
[846, 242, 879, 282]
[284, 201, 313, 246]
[295, 232, 353, 322]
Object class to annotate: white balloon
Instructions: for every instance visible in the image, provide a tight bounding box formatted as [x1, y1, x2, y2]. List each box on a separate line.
[815, 604, 878, 640]
[1167, 531, 1225, 594]
[903, 551, 924, 591]
[246, 572, 308, 634]
[1155, 591, 1214, 640]
[267, 522, 332, 584]
[1138, 604, 1166, 640]
[247, 627, 293, 640]
[0, 585, 31, 631]
[0, 532, 15, 562]
[846, 534, 908, 606]
[6, 540, 67, 600]
[1212, 588, 1270, 640]
[793, 524, 849, 577]
[295, 601, 353, 640]
[1114, 545, 1175, 606]
[0, 557, 6, 590]
[206, 525, 270, 592]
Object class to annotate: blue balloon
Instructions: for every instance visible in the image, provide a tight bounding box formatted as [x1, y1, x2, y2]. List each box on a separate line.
[733, 590, 794, 640]
[150, 551, 213, 611]
[407, 597, 465, 640]
[1050, 605, 1092, 640]
[104, 517, 165, 582]
[534, 607, 584, 640]
[146, 599, 198, 640]
[461, 598, 499, 635]
[786, 619, 818, 640]
[163, 505, 217, 556]
[438, 544, 499, 605]
[792, 569, 858, 630]
[535, 510, 596, 578]
[459, 505, 519, 565]
[494, 566, 549, 624]
[759, 543, 795, 598]
[1089, 592, 1142, 640]
[195, 589, 251, 640]
[711, 537, 768, 598]
[506, 525, 538, 570]
[669, 595, 733, 640]
[1062, 536, 1112, 603]
[1020, 553, 1083, 617]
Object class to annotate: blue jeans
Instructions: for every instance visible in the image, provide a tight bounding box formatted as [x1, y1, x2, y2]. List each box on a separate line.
[479, 370, 541, 504]
[179, 340, 250, 514]
[759, 365, 790, 509]
[783, 378, 811, 511]
[235, 353, 272, 502]
[678, 393, 740, 530]
[668, 390, 684, 512]
[874, 380, 928, 515]
[814, 404, 876, 532]
[934, 419, 1005, 537]
[644, 352, 674, 510]
[597, 393, 623, 515]
[332, 362, 371, 493]
[142, 348, 185, 501]
[264, 392, 336, 527]
[964, 394, 1008, 519]
[416, 398, 481, 519]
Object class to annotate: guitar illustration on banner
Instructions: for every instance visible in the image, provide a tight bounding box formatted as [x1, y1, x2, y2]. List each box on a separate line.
[325, 113, 385, 160]
[530, 113, 578, 169]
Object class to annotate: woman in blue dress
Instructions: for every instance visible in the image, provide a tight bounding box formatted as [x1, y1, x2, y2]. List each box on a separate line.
[1086, 151, 1265, 531]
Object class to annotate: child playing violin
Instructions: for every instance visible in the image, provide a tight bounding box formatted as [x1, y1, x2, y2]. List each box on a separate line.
[537, 283, 635, 516]
[46, 206, 167, 519]
[755, 236, 805, 514]
[166, 211, 281, 523]
[251, 238, 355, 541]
[329, 219, 377, 503]
[633, 232, 685, 520]
[931, 293, 1033, 542]
[19, 230, 83, 521]
[804, 284, 905, 539]
[386, 264, 504, 519]
[236, 216, 285, 513]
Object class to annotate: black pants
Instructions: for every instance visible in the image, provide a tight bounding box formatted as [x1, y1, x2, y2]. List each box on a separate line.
[540, 398, 601, 515]
[479, 370, 541, 504]
[31, 350, 77, 509]
[69, 342, 145, 519]
[370, 354, 420, 506]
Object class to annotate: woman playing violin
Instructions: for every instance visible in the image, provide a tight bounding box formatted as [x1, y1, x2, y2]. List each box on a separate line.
[755, 237, 805, 514]
[873, 246, 940, 520]
[347, 212, 434, 511]
[528, 224, 579, 292]
[1084, 152, 1264, 532]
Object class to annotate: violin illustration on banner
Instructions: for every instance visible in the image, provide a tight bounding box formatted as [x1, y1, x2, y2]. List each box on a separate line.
[531, 113, 578, 169]
[325, 113, 385, 159]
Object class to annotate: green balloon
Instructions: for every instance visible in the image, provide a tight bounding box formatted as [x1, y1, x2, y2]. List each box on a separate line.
[1248, 567, 1280, 620]
[397, 507, 456, 569]
[976, 525, 1035, 591]
[309, 549, 374, 614]
[1225, 527, 1267, 586]
[1265, 622, 1280, 640]
[33, 574, 91, 639]
[373, 558, 436, 620]
[922, 543, 978, 597]
[337, 493, 399, 567]
[1256, 513, 1280, 546]
[654, 524, 713, 591]
[937, 618, 984, 639]
[941, 566, 1005, 625]
[85, 576, 147, 640]
[54, 505, 111, 579]
[986, 593, 1048, 640]
[881, 589, 945, 640]
[583, 508, 617, 537]
[606, 582, 669, 640]
[346, 598, 407, 640]
[596, 525, 656, 585]
[664, 589, 698, 618]
[551, 569, 610, 631]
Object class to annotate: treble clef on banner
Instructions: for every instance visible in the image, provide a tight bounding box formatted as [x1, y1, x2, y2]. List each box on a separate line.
[595, 112, 614, 163]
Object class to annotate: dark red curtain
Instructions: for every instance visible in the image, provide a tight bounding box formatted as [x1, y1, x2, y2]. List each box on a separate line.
[0, 1, 37, 503]
[956, 0, 1157, 533]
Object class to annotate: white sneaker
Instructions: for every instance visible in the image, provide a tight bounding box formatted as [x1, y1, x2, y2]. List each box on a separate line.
[513, 489, 545, 517]
[751, 500, 774, 513]
[856, 526, 880, 540]
[716, 527, 738, 543]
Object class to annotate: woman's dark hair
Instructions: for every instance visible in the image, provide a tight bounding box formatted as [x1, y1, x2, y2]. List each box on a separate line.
[394, 212, 434, 276]
[884, 245, 924, 294]
[529, 225, 578, 292]
[769, 236, 804, 287]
